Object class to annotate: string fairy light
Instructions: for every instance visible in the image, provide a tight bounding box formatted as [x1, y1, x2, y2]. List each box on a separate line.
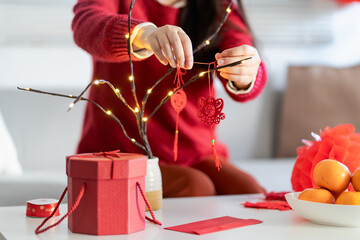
[17, 1, 237, 160]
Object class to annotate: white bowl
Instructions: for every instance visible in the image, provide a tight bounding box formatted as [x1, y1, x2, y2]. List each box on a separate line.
[285, 192, 360, 227]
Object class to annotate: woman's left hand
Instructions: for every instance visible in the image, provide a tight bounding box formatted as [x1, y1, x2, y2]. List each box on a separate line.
[215, 45, 261, 90]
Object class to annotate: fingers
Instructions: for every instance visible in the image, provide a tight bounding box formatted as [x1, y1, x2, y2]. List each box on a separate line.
[220, 45, 257, 57]
[178, 30, 193, 69]
[215, 45, 261, 89]
[143, 25, 193, 69]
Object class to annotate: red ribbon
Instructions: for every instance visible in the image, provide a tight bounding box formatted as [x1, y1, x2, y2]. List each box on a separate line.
[93, 150, 122, 179]
[26, 199, 60, 218]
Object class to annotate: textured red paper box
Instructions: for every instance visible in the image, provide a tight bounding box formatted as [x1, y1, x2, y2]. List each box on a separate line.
[66, 152, 147, 235]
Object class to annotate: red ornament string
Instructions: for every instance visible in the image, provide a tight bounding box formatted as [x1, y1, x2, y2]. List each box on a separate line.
[35, 184, 86, 234]
[170, 67, 187, 161]
[136, 182, 162, 226]
[197, 62, 225, 170]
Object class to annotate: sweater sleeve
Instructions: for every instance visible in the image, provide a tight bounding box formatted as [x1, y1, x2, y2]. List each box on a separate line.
[72, 0, 146, 62]
[217, 2, 267, 102]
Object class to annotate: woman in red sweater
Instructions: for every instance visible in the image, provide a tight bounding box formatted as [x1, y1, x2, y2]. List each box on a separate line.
[72, 0, 267, 197]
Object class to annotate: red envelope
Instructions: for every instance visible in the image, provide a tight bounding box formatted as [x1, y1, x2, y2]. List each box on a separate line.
[243, 200, 291, 211]
[165, 216, 262, 235]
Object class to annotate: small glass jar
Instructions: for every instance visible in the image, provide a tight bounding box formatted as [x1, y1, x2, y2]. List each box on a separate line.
[145, 157, 162, 210]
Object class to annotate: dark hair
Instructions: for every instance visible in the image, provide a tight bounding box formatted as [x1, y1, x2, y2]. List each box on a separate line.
[180, 0, 252, 62]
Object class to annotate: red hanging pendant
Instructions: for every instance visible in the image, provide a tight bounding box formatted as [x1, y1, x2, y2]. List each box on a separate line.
[170, 67, 187, 161]
[197, 63, 225, 170]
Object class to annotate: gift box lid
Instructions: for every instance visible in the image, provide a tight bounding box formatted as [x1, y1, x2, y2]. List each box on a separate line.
[66, 151, 147, 180]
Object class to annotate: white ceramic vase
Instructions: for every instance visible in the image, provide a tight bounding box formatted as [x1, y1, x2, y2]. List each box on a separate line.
[145, 157, 162, 210]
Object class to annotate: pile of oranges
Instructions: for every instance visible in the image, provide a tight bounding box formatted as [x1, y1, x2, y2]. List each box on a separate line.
[298, 159, 360, 205]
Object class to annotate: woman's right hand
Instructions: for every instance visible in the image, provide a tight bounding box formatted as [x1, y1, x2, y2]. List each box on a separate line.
[133, 25, 193, 69]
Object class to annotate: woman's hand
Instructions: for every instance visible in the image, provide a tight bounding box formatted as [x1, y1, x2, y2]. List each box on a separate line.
[132, 25, 193, 69]
[215, 45, 261, 90]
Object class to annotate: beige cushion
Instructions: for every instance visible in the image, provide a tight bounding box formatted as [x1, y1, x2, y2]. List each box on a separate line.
[276, 64, 360, 157]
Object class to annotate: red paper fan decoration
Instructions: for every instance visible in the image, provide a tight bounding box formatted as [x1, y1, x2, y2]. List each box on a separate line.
[291, 124, 360, 192]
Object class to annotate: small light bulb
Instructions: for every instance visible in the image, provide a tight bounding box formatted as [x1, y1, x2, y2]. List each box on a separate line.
[134, 107, 139, 113]
[147, 89, 152, 94]
[106, 110, 112, 115]
[168, 91, 173, 96]
[69, 95, 73, 97]
[205, 40, 210, 45]
[125, 33, 130, 39]
[143, 117, 148, 122]
[199, 72, 206, 77]
[129, 75, 134, 81]
[94, 80, 100, 85]
[69, 103, 75, 109]
[226, 8, 231, 13]
[131, 138, 136, 142]
[115, 88, 120, 93]
[25, 88, 30, 91]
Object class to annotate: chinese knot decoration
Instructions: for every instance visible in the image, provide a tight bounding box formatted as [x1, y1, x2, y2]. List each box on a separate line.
[197, 96, 225, 125]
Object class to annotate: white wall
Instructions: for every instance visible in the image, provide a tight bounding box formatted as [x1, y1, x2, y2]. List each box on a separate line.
[1, 1, 360, 170]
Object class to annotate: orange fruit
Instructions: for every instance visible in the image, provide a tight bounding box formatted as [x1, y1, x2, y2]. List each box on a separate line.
[313, 159, 351, 193]
[298, 188, 335, 204]
[352, 167, 360, 191]
[335, 191, 360, 205]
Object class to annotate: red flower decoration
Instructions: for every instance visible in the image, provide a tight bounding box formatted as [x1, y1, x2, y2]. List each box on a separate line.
[197, 96, 225, 125]
[291, 124, 360, 192]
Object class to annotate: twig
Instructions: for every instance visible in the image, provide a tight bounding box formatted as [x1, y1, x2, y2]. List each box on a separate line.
[17, 87, 148, 155]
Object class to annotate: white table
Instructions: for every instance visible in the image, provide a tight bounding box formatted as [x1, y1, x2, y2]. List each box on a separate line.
[1, 193, 360, 240]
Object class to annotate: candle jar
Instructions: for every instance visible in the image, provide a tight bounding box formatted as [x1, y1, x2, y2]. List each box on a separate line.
[145, 157, 162, 210]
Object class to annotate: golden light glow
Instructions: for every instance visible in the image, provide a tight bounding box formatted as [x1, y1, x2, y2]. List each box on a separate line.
[115, 88, 120, 93]
[131, 138, 136, 142]
[68, 103, 75, 109]
[199, 72, 206, 77]
[226, 8, 231, 13]
[134, 107, 139, 112]
[205, 40, 210, 45]
[25, 88, 30, 91]
[142, 117, 148, 122]
[129, 75, 134, 81]
[168, 91, 173, 96]
[106, 110, 112, 115]
[125, 33, 130, 39]
[147, 89, 152, 94]
[69, 95, 73, 97]
[94, 80, 100, 85]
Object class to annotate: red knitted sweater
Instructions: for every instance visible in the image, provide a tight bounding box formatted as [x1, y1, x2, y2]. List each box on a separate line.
[72, 0, 267, 166]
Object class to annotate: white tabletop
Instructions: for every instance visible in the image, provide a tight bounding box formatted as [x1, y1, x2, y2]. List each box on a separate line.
[1, 193, 360, 240]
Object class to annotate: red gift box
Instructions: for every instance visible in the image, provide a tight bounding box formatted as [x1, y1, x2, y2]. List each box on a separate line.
[66, 151, 148, 235]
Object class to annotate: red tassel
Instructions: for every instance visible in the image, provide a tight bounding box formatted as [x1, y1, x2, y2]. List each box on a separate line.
[211, 126, 222, 171]
[173, 112, 180, 161]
